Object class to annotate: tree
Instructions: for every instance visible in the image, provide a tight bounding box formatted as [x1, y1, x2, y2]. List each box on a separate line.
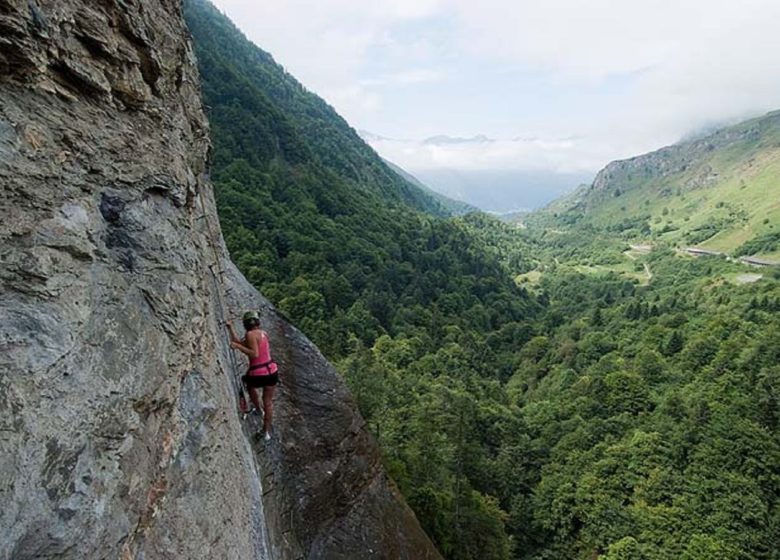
[663, 330, 684, 356]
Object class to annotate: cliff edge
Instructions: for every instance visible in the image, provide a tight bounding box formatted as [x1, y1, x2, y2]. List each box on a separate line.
[0, 1, 440, 558]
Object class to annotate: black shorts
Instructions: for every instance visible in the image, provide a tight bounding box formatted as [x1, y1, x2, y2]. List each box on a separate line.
[242, 373, 279, 388]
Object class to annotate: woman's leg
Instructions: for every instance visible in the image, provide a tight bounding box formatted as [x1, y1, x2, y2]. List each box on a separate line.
[248, 386, 262, 412]
[262, 385, 276, 434]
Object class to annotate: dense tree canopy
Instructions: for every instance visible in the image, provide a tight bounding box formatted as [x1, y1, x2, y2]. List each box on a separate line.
[185, 1, 780, 558]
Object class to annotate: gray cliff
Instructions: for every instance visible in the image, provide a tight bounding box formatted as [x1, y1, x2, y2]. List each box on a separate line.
[0, 1, 441, 558]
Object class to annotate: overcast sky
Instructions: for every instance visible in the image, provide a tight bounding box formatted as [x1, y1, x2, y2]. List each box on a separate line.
[210, 0, 780, 179]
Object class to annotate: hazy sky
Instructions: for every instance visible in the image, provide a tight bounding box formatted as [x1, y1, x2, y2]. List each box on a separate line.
[210, 0, 780, 178]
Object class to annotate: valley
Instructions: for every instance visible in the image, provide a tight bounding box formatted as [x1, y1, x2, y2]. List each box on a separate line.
[184, 1, 780, 558]
[3, 1, 777, 559]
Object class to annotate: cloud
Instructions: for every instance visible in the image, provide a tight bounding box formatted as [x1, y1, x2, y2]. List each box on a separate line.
[209, 0, 446, 123]
[210, 0, 780, 176]
[450, 0, 779, 81]
[360, 68, 445, 87]
[447, 0, 780, 146]
[327, 85, 382, 115]
[377, 0, 444, 20]
[361, 133, 604, 174]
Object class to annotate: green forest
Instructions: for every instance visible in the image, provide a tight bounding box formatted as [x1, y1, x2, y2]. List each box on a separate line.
[184, 1, 780, 558]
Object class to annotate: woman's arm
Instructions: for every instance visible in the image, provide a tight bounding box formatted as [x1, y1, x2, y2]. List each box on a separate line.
[226, 321, 240, 343]
[231, 331, 260, 359]
[230, 340, 255, 357]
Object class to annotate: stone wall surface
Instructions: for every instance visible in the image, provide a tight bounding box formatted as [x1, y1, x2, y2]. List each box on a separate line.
[0, 1, 441, 559]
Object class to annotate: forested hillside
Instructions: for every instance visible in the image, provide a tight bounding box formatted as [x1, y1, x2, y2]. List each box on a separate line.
[184, 1, 538, 555]
[502, 237, 780, 559]
[184, 0, 444, 216]
[384, 159, 478, 216]
[185, 1, 780, 558]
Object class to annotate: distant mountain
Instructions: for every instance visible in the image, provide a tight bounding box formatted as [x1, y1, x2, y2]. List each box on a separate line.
[358, 130, 593, 212]
[357, 129, 408, 143]
[414, 168, 589, 213]
[549, 110, 780, 259]
[383, 159, 478, 215]
[422, 134, 494, 145]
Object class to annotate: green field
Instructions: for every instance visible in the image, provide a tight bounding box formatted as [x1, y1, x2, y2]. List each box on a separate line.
[546, 112, 780, 260]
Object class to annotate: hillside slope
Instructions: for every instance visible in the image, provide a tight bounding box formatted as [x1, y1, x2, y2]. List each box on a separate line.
[0, 0, 441, 558]
[507, 117, 780, 559]
[184, 0, 535, 356]
[551, 111, 780, 259]
[184, 1, 539, 556]
[184, 0, 444, 216]
[384, 159, 478, 215]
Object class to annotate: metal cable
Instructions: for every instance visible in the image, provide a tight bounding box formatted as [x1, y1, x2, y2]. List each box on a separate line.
[196, 185, 245, 400]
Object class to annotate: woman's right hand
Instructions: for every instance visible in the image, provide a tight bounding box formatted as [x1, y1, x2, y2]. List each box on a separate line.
[226, 320, 238, 342]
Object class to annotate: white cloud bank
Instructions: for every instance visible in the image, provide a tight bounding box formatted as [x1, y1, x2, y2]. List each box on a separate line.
[361, 134, 605, 174]
[211, 0, 780, 176]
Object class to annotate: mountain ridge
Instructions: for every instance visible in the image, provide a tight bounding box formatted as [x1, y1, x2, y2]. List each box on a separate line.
[591, 110, 780, 195]
[544, 110, 780, 259]
[186, 0, 447, 217]
[383, 158, 478, 215]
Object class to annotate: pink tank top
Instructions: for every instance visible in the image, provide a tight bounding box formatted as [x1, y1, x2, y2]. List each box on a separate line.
[247, 330, 278, 376]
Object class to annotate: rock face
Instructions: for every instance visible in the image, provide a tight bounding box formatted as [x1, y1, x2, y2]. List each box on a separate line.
[0, 1, 441, 559]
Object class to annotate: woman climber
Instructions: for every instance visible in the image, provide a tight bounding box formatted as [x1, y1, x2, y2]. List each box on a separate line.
[226, 311, 279, 441]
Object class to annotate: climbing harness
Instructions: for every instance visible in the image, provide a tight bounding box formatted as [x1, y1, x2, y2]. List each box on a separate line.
[248, 360, 276, 374]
